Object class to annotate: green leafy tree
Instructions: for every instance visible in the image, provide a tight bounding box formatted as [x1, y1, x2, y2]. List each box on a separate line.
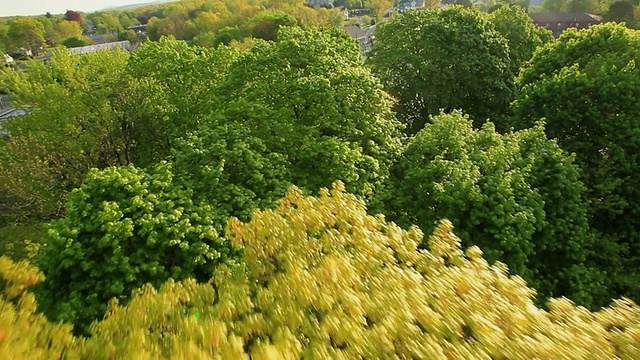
[117, 29, 138, 43]
[250, 11, 298, 41]
[213, 26, 245, 47]
[118, 12, 138, 29]
[486, 5, 553, 75]
[0, 23, 8, 52]
[0, 49, 131, 221]
[126, 38, 240, 163]
[170, 122, 293, 230]
[367, 6, 516, 134]
[605, 1, 636, 25]
[0, 48, 174, 222]
[378, 111, 603, 307]
[511, 23, 640, 304]
[540, 0, 599, 13]
[52, 20, 84, 43]
[7, 18, 45, 53]
[89, 12, 124, 34]
[33, 16, 56, 44]
[61, 36, 90, 48]
[218, 26, 404, 201]
[35, 163, 237, 335]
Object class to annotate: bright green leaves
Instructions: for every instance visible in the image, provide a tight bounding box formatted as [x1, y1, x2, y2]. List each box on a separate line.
[171, 122, 292, 227]
[486, 5, 553, 75]
[35, 163, 237, 335]
[367, 6, 516, 134]
[217, 27, 403, 200]
[378, 111, 597, 306]
[0, 48, 132, 222]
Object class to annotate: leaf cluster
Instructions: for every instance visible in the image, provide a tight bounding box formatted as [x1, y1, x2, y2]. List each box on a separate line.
[367, 6, 517, 133]
[34, 164, 238, 335]
[378, 111, 604, 307]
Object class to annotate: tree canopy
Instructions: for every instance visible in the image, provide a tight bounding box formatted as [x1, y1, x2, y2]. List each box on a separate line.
[511, 23, 640, 302]
[217, 26, 404, 200]
[367, 6, 516, 133]
[378, 111, 604, 307]
[6, 18, 45, 53]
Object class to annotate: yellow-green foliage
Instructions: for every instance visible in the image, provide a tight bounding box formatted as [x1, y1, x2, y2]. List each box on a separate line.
[0, 256, 75, 359]
[2, 183, 640, 358]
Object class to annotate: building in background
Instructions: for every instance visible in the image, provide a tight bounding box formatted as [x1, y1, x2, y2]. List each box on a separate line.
[529, 13, 603, 37]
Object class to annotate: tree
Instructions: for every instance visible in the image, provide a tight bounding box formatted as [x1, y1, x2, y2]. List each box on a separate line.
[218, 26, 404, 200]
[486, 5, 553, 75]
[64, 10, 83, 24]
[366, 0, 394, 19]
[3, 185, 640, 357]
[52, 20, 83, 42]
[35, 163, 237, 336]
[540, 0, 599, 13]
[0, 23, 8, 52]
[34, 16, 56, 43]
[367, 6, 516, 134]
[0, 48, 174, 222]
[250, 11, 298, 41]
[7, 18, 45, 53]
[511, 23, 640, 303]
[137, 15, 149, 24]
[88, 12, 123, 34]
[61, 36, 90, 48]
[118, 13, 138, 29]
[118, 29, 138, 43]
[213, 26, 245, 47]
[170, 123, 292, 229]
[126, 38, 240, 164]
[605, 1, 636, 25]
[377, 111, 603, 307]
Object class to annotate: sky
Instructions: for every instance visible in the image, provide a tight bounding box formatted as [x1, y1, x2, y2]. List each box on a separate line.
[0, 0, 153, 17]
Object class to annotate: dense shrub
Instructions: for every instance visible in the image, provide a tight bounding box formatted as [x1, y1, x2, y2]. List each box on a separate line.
[35, 163, 237, 335]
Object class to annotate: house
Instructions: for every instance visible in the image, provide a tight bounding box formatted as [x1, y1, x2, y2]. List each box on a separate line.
[0, 107, 29, 136]
[127, 24, 147, 33]
[2, 54, 13, 67]
[529, 13, 603, 37]
[398, 0, 425, 12]
[307, 0, 335, 6]
[341, 24, 376, 54]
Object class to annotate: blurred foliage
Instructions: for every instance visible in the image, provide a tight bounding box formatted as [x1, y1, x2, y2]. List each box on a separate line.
[1, 184, 640, 358]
